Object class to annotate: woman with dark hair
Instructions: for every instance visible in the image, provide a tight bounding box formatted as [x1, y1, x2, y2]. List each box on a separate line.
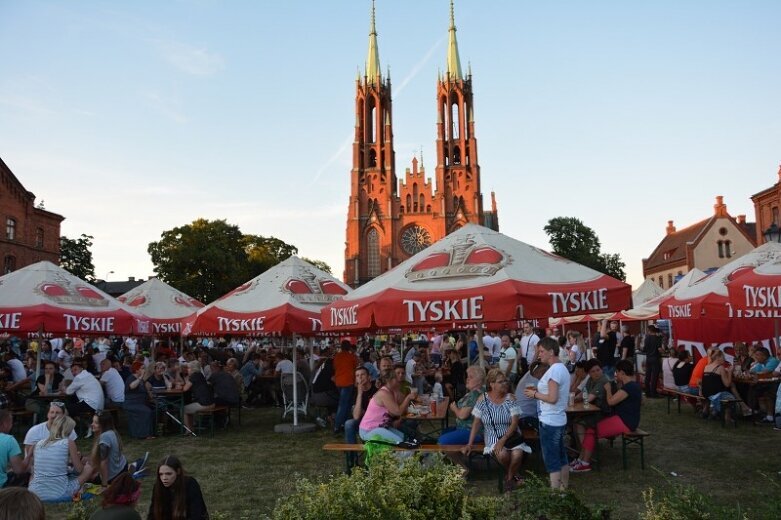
[123, 361, 155, 440]
[358, 369, 417, 444]
[182, 361, 214, 432]
[570, 359, 642, 473]
[463, 368, 526, 492]
[89, 472, 142, 520]
[443, 348, 466, 400]
[148, 455, 208, 520]
[89, 413, 128, 487]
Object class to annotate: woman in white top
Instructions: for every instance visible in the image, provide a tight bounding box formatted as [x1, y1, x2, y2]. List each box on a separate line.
[29, 415, 94, 502]
[524, 337, 571, 490]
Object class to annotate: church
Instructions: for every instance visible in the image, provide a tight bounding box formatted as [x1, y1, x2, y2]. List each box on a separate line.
[343, 1, 499, 287]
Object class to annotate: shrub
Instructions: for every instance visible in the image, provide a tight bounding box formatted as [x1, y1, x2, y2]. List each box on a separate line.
[502, 473, 609, 520]
[270, 452, 501, 519]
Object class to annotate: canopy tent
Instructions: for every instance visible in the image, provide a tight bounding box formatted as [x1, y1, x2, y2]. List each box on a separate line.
[322, 224, 632, 332]
[659, 242, 781, 320]
[725, 258, 781, 317]
[613, 269, 707, 321]
[0, 260, 149, 336]
[118, 277, 204, 336]
[188, 256, 351, 336]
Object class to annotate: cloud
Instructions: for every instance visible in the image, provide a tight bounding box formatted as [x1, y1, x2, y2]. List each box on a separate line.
[152, 39, 225, 76]
[142, 90, 189, 123]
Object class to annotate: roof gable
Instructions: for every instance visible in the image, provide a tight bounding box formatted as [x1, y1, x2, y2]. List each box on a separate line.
[644, 218, 710, 272]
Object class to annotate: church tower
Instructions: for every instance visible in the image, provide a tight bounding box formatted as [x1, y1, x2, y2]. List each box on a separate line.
[344, 1, 397, 287]
[344, 1, 498, 287]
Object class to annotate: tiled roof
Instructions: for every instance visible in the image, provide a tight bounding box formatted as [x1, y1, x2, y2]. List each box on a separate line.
[644, 218, 710, 273]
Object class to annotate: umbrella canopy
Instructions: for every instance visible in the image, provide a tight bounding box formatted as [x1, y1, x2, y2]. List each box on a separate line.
[0, 261, 149, 335]
[322, 224, 632, 332]
[189, 256, 351, 336]
[725, 253, 781, 317]
[612, 269, 707, 321]
[659, 242, 781, 319]
[118, 278, 204, 335]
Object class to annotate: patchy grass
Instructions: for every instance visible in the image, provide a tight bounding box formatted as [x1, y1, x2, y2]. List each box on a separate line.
[39, 397, 780, 519]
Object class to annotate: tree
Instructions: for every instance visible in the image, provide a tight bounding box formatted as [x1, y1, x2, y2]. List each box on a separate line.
[148, 219, 302, 303]
[543, 217, 626, 281]
[301, 257, 332, 274]
[60, 234, 95, 281]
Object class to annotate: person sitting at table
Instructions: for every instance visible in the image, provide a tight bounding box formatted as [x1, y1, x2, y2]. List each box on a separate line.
[732, 342, 752, 374]
[0, 409, 28, 488]
[672, 350, 697, 395]
[122, 362, 155, 440]
[582, 360, 610, 411]
[358, 370, 417, 444]
[569, 361, 588, 399]
[747, 346, 779, 423]
[688, 347, 717, 391]
[209, 361, 240, 412]
[182, 361, 214, 432]
[441, 365, 486, 444]
[145, 362, 172, 393]
[514, 361, 548, 430]
[25, 361, 64, 417]
[165, 359, 185, 389]
[28, 415, 94, 501]
[23, 401, 77, 462]
[345, 367, 378, 444]
[464, 368, 526, 492]
[64, 358, 104, 426]
[99, 359, 125, 409]
[444, 349, 466, 400]
[570, 360, 641, 473]
[750, 347, 779, 375]
[700, 349, 735, 420]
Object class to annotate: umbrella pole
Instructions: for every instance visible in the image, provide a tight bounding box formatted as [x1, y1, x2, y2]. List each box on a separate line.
[775, 318, 779, 357]
[309, 337, 315, 376]
[34, 327, 43, 423]
[292, 337, 298, 427]
[476, 323, 486, 369]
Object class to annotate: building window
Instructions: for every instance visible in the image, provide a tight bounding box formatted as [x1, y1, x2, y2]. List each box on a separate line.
[773, 207, 779, 225]
[667, 273, 673, 287]
[367, 228, 380, 278]
[717, 240, 724, 258]
[35, 227, 44, 249]
[725, 240, 732, 258]
[5, 218, 16, 240]
[3, 255, 15, 274]
[658, 276, 663, 288]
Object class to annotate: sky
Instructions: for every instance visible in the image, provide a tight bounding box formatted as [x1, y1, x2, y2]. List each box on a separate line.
[1, 0, 779, 290]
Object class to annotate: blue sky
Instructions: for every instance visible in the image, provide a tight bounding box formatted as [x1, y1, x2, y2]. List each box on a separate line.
[1, 0, 779, 289]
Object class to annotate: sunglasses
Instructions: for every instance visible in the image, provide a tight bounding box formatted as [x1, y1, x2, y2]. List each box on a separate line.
[50, 401, 66, 409]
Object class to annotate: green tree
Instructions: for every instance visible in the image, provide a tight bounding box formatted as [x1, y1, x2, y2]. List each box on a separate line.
[543, 217, 626, 281]
[60, 234, 95, 281]
[301, 257, 332, 274]
[148, 219, 302, 303]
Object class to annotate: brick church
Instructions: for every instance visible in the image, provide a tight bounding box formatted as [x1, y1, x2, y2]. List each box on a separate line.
[344, 1, 498, 287]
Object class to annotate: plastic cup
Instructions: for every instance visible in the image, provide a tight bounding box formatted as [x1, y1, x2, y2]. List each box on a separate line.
[568, 393, 575, 406]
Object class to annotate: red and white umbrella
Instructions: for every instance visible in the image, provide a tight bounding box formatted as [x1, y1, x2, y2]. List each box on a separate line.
[0, 261, 149, 335]
[189, 256, 351, 336]
[725, 252, 781, 318]
[659, 242, 781, 319]
[322, 224, 632, 332]
[118, 278, 204, 336]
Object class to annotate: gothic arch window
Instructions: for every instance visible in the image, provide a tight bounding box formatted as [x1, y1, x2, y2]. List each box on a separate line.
[658, 276, 663, 288]
[667, 274, 673, 287]
[367, 228, 380, 278]
[369, 148, 377, 168]
[3, 255, 15, 274]
[406, 194, 412, 212]
[368, 97, 377, 143]
[419, 194, 424, 210]
[413, 183, 419, 212]
[717, 240, 724, 258]
[451, 102, 460, 140]
[36, 227, 44, 249]
[426, 204, 431, 213]
[6, 218, 16, 240]
[452, 146, 461, 165]
[725, 240, 732, 258]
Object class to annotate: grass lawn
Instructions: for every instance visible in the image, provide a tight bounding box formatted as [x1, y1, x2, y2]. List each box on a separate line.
[39, 397, 780, 519]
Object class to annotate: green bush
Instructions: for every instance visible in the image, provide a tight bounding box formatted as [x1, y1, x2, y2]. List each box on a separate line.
[640, 486, 748, 520]
[270, 452, 501, 520]
[502, 473, 609, 520]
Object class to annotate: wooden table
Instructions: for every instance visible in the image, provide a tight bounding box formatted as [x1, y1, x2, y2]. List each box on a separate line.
[565, 402, 603, 467]
[28, 393, 68, 422]
[403, 397, 450, 441]
[566, 402, 601, 415]
[733, 375, 780, 416]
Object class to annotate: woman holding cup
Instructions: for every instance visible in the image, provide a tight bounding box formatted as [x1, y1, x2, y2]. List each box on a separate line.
[359, 370, 417, 444]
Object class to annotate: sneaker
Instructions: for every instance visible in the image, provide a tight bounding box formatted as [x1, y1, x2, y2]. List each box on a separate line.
[315, 417, 327, 428]
[570, 461, 592, 473]
[773, 425, 781, 432]
[760, 416, 774, 424]
[569, 458, 581, 468]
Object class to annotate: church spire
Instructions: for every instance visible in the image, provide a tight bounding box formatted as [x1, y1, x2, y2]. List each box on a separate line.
[446, 0, 463, 80]
[365, 0, 381, 84]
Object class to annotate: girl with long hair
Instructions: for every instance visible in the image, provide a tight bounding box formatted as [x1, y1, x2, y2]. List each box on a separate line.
[148, 455, 208, 520]
[89, 472, 141, 520]
[28, 415, 93, 501]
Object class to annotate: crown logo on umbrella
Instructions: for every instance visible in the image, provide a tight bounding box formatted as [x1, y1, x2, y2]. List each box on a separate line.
[283, 268, 347, 304]
[405, 235, 507, 282]
[35, 274, 109, 307]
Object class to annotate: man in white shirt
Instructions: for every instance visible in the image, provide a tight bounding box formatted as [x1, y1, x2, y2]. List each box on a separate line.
[4, 353, 27, 383]
[274, 354, 295, 376]
[65, 359, 105, 417]
[23, 401, 77, 460]
[488, 332, 502, 365]
[405, 350, 424, 394]
[124, 337, 138, 356]
[519, 322, 540, 367]
[498, 334, 519, 384]
[99, 359, 125, 406]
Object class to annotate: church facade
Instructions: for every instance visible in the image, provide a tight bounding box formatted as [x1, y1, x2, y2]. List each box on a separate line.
[344, 2, 498, 287]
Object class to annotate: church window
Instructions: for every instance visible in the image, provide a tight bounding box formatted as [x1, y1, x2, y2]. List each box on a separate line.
[369, 99, 377, 143]
[369, 148, 377, 168]
[419, 194, 425, 210]
[451, 102, 460, 140]
[406, 194, 411, 212]
[36, 227, 44, 248]
[453, 146, 461, 165]
[367, 228, 380, 278]
[667, 273, 673, 287]
[3, 255, 15, 274]
[773, 207, 779, 224]
[400, 225, 432, 256]
[426, 204, 431, 213]
[5, 218, 16, 240]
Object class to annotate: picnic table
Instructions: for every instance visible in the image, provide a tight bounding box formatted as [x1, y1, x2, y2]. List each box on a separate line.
[152, 388, 186, 434]
[733, 375, 780, 418]
[403, 397, 450, 442]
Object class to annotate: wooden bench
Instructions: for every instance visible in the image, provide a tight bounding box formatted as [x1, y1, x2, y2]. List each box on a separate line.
[662, 388, 742, 427]
[10, 408, 35, 436]
[194, 405, 229, 437]
[621, 429, 650, 470]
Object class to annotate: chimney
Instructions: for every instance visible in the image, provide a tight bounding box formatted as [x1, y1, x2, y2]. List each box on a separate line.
[491, 191, 497, 212]
[737, 214, 746, 225]
[713, 195, 727, 217]
[128, 276, 135, 282]
[666, 220, 676, 235]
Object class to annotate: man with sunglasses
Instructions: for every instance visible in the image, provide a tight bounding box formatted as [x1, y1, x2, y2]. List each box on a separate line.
[22, 401, 77, 461]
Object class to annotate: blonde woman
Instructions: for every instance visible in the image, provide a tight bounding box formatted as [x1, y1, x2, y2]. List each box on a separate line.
[28, 416, 93, 501]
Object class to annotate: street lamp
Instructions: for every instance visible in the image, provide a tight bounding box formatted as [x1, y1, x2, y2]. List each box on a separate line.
[105, 270, 115, 281]
[763, 223, 781, 244]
